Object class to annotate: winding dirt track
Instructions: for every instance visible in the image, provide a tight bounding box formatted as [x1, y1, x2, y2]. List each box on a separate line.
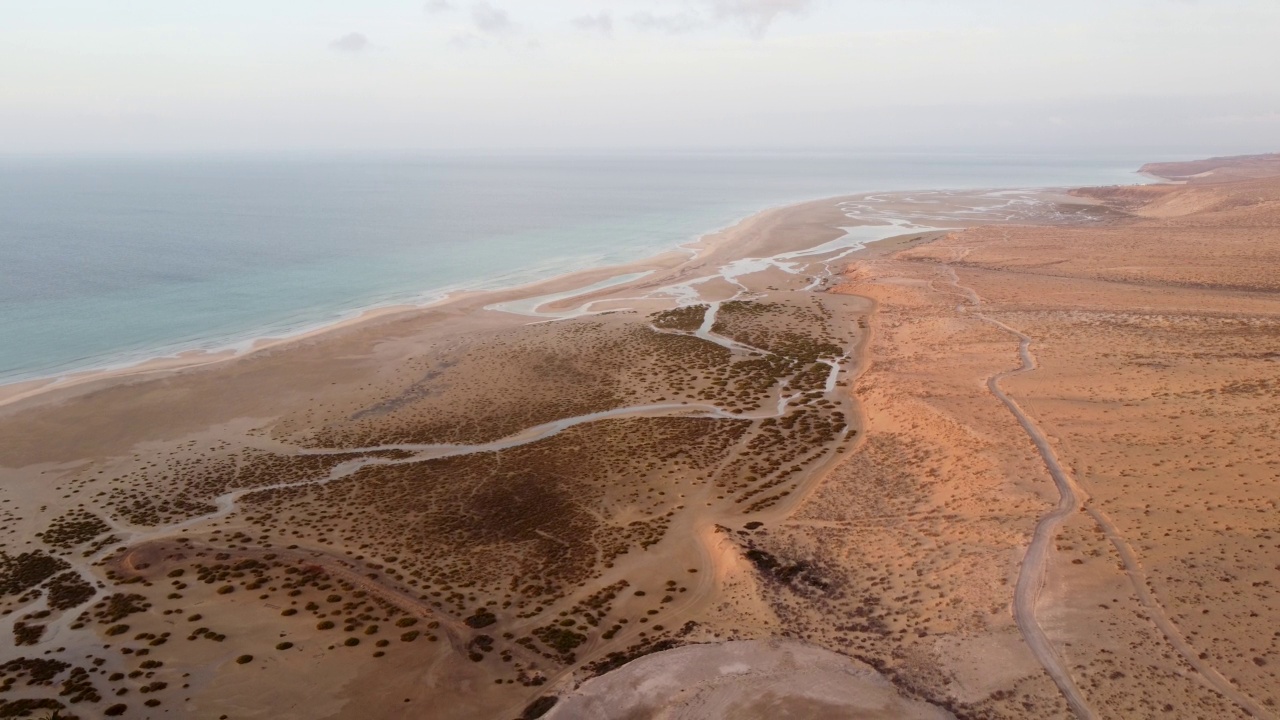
[982, 320, 1097, 720]
[1083, 505, 1277, 720]
[955, 289, 1098, 720]
[933, 266, 1094, 717]
[943, 262, 1275, 720]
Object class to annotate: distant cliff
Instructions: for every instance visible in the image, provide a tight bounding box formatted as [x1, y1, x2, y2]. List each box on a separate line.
[1139, 152, 1280, 182]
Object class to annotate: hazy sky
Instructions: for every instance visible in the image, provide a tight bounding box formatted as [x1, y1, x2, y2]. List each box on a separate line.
[3, 0, 1279, 154]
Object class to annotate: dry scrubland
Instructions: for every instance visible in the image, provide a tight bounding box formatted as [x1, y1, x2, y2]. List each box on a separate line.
[0, 303, 859, 717]
[1, 161, 1277, 720]
[823, 155, 1280, 718]
[0, 196, 883, 719]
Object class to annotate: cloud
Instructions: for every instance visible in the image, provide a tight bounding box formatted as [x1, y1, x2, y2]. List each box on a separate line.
[572, 12, 613, 35]
[424, 0, 454, 12]
[630, 0, 808, 37]
[471, 2, 514, 34]
[449, 33, 484, 49]
[630, 11, 705, 34]
[329, 32, 371, 53]
[709, 0, 811, 37]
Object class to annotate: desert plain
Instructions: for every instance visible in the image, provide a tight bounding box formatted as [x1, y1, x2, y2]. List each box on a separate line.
[0, 155, 1278, 720]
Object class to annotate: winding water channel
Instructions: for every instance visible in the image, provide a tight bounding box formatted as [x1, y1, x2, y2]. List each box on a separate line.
[3, 189, 1071, 702]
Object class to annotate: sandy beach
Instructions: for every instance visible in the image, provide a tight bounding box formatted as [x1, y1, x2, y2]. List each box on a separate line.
[2, 157, 1277, 719]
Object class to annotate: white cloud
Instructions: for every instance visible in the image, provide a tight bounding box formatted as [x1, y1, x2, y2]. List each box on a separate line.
[6, 0, 1280, 154]
[449, 33, 484, 49]
[472, 2, 515, 34]
[628, 0, 809, 37]
[709, 0, 811, 36]
[630, 11, 705, 34]
[329, 32, 371, 53]
[572, 12, 613, 35]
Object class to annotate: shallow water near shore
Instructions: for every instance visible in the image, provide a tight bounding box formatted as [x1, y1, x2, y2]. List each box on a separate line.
[0, 152, 1150, 384]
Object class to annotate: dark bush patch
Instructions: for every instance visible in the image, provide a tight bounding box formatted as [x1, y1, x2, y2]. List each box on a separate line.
[464, 609, 497, 629]
[0, 550, 70, 596]
[45, 572, 95, 610]
[521, 695, 558, 719]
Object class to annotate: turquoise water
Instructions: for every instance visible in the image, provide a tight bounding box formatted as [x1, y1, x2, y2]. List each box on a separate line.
[0, 153, 1151, 383]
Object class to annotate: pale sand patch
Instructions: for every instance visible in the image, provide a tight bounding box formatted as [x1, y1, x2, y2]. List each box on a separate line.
[733, 264, 808, 293]
[932, 632, 1041, 704]
[546, 639, 954, 720]
[682, 276, 742, 303]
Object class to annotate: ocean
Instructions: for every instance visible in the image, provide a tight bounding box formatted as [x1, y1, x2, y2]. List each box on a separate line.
[0, 152, 1154, 385]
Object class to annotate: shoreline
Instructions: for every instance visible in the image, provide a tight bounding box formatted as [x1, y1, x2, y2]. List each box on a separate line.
[0, 194, 868, 411]
[5, 152, 1279, 720]
[0, 184, 1107, 413]
[0, 194, 843, 409]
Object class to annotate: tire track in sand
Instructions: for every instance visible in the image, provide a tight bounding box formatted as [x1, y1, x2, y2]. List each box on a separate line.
[943, 262, 1275, 720]
[944, 265, 1097, 720]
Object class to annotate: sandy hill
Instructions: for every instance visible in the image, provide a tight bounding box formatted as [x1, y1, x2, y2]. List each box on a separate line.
[1141, 152, 1280, 183]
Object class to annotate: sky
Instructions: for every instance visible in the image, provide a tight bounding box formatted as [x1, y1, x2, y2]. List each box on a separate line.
[2, 0, 1279, 155]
